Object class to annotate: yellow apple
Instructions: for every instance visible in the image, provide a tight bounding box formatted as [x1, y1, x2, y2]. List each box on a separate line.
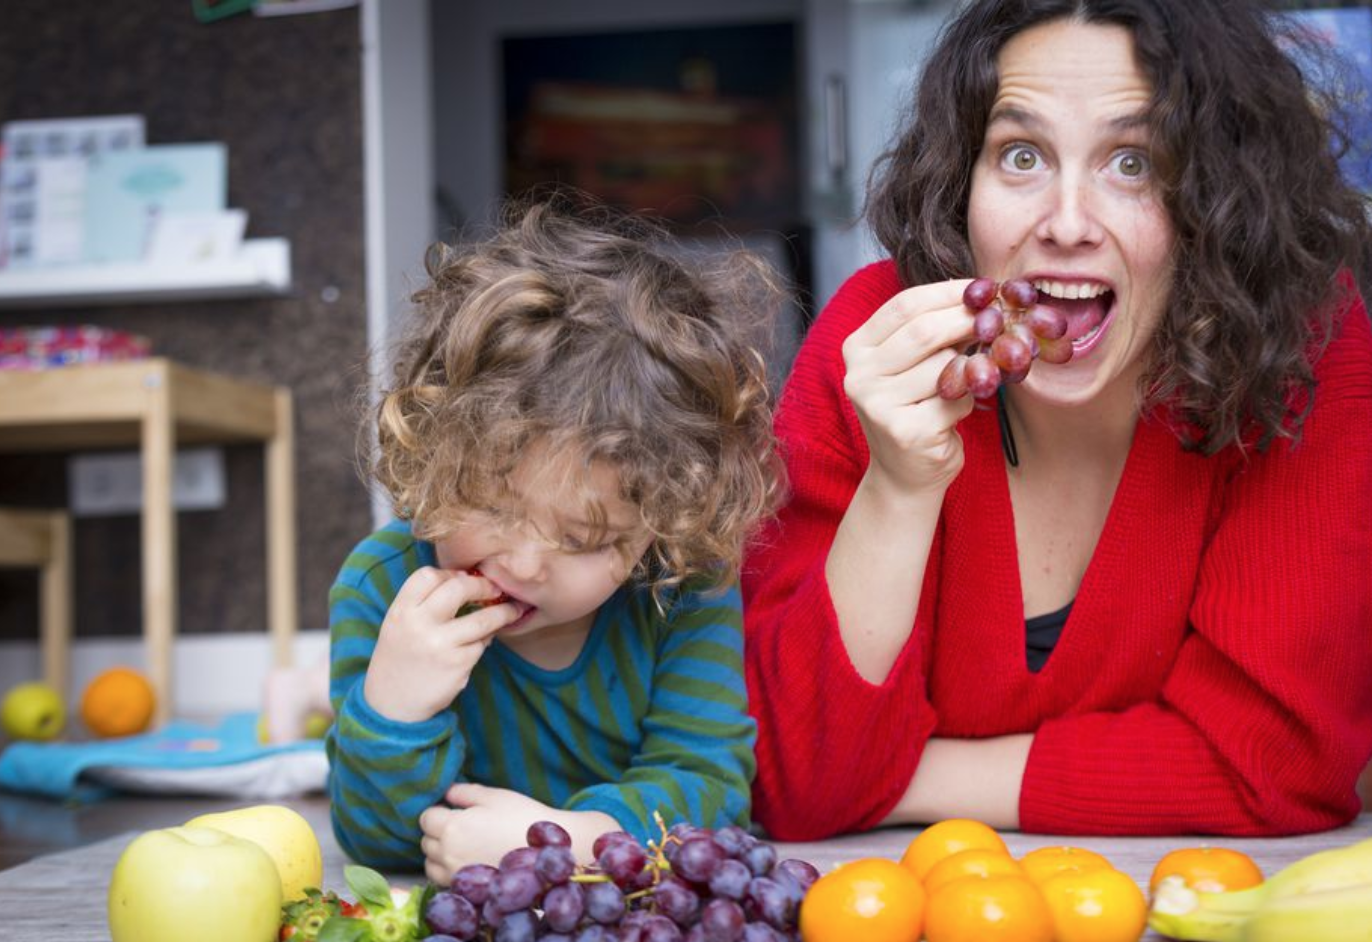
[1, 681, 65, 741]
[303, 710, 332, 739]
[109, 826, 282, 942]
[185, 804, 323, 902]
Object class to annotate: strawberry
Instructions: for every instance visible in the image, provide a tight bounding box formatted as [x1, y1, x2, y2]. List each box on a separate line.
[280, 888, 345, 942]
[313, 866, 431, 942]
[456, 568, 510, 617]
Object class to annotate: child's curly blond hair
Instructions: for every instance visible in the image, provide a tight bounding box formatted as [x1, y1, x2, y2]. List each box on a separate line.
[371, 197, 788, 595]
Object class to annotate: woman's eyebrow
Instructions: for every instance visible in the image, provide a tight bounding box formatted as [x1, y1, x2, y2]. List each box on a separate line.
[987, 105, 1150, 134]
[986, 104, 1040, 131]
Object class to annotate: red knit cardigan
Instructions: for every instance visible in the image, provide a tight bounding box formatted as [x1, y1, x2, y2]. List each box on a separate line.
[742, 261, 1372, 840]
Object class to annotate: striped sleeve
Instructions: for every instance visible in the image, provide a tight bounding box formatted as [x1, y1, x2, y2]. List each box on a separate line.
[324, 528, 466, 870]
[564, 583, 757, 842]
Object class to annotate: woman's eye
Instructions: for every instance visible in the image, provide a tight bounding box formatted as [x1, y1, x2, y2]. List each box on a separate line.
[1112, 150, 1149, 179]
[1003, 145, 1041, 172]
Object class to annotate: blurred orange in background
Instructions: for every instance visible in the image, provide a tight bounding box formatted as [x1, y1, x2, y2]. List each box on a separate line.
[80, 666, 156, 738]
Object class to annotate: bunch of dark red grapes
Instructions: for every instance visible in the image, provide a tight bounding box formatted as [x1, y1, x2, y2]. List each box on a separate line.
[937, 277, 1073, 401]
[421, 818, 820, 942]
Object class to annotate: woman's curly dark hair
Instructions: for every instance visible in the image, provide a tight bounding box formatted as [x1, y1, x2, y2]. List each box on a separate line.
[867, 0, 1371, 454]
[369, 195, 788, 595]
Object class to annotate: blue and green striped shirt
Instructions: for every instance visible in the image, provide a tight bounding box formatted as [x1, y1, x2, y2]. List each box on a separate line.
[326, 520, 757, 869]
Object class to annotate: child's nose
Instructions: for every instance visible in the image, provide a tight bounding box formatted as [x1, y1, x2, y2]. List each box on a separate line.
[499, 535, 546, 582]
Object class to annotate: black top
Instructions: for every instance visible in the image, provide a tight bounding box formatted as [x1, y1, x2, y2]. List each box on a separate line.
[1025, 600, 1072, 672]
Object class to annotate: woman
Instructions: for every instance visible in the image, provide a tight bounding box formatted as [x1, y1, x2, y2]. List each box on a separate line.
[743, 0, 1372, 840]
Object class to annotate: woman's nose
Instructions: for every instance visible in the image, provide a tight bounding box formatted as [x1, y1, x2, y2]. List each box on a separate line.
[1036, 173, 1104, 248]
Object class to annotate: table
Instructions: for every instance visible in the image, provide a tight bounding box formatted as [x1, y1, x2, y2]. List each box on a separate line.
[0, 796, 1366, 942]
[0, 359, 298, 722]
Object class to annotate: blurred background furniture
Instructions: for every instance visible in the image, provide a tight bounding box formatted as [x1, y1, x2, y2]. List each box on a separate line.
[0, 359, 297, 723]
[0, 508, 72, 698]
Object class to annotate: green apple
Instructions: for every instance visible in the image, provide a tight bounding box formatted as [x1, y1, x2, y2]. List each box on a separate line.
[1, 681, 65, 741]
[108, 826, 282, 942]
[185, 804, 323, 903]
[302, 710, 332, 739]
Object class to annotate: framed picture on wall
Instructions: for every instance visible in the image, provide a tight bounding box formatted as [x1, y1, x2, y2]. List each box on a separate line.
[501, 21, 803, 231]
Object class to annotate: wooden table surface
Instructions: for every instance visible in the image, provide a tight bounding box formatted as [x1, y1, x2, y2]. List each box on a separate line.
[1, 793, 1367, 942]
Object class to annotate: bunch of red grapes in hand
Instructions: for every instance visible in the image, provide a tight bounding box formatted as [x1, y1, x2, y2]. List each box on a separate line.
[421, 817, 820, 942]
[937, 277, 1073, 401]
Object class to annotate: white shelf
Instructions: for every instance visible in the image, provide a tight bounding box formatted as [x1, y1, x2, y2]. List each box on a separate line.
[0, 238, 292, 309]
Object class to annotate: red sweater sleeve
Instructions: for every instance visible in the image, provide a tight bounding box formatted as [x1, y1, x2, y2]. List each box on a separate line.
[742, 263, 939, 840]
[1021, 293, 1372, 835]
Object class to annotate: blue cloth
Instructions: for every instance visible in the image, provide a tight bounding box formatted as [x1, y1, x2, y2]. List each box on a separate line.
[0, 711, 323, 802]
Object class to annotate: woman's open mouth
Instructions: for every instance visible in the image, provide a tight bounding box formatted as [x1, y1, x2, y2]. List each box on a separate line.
[1032, 280, 1115, 358]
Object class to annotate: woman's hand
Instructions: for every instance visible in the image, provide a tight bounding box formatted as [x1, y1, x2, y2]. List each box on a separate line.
[841, 279, 978, 499]
[828, 279, 978, 683]
[362, 567, 517, 723]
[418, 784, 619, 883]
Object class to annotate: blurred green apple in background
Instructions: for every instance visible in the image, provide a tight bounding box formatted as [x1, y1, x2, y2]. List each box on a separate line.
[1, 681, 65, 741]
[108, 826, 282, 942]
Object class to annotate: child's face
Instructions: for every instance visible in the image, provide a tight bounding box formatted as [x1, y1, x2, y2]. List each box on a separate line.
[431, 453, 653, 641]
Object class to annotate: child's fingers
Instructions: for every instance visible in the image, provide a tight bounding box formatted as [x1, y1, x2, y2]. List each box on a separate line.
[446, 782, 490, 808]
[392, 565, 457, 611]
[449, 602, 519, 644]
[410, 570, 504, 622]
[419, 803, 455, 837]
[425, 858, 451, 887]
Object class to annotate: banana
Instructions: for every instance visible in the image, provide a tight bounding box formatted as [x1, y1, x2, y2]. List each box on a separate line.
[1248, 838, 1372, 902]
[1241, 882, 1372, 942]
[1148, 880, 1248, 942]
[1148, 838, 1372, 941]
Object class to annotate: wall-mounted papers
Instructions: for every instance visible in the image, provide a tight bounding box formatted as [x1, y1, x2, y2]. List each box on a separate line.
[0, 114, 145, 268]
[83, 143, 227, 265]
[146, 209, 247, 266]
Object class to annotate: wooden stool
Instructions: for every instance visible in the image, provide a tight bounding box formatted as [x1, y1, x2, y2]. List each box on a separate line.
[0, 508, 73, 698]
[0, 360, 297, 724]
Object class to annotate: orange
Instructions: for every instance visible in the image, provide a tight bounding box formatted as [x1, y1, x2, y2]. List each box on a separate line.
[924, 848, 1026, 895]
[899, 818, 1011, 882]
[1040, 866, 1148, 942]
[80, 666, 156, 738]
[799, 857, 925, 942]
[924, 873, 1054, 942]
[1148, 846, 1264, 895]
[1019, 845, 1113, 884]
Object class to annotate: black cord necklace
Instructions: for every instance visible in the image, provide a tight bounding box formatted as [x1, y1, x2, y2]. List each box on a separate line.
[997, 385, 1020, 467]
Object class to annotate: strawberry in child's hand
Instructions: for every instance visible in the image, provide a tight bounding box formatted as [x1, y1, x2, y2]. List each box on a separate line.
[455, 567, 510, 617]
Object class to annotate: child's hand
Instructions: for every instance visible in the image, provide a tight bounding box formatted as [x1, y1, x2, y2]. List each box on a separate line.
[362, 567, 516, 723]
[418, 784, 621, 884]
[418, 784, 557, 883]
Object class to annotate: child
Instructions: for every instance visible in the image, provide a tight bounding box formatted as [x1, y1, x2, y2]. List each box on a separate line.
[326, 198, 786, 881]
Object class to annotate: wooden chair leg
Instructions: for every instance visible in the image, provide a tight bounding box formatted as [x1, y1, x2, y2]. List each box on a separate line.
[39, 512, 72, 700]
[0, 508, 73, 699]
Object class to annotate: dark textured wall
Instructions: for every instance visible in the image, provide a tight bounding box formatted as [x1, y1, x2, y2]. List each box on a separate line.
[0, 1, 373, 640]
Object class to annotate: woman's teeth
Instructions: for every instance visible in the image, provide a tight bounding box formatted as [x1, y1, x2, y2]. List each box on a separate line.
[1032, 279, 1109, 300]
